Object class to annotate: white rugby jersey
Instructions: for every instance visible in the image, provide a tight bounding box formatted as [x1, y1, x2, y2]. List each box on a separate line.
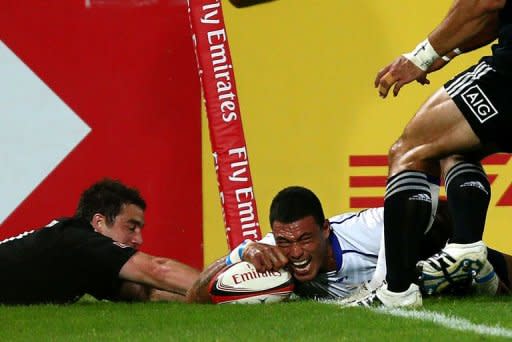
[261, 207, 385, 299]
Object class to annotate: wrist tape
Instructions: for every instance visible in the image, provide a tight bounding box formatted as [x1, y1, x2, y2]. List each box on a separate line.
[403, 38, 440, 71]
[225, 240, 252, 265]
[441, 48, 462, 62]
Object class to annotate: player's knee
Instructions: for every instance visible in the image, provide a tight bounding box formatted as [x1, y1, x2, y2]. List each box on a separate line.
[388, 138, 407, 168]
[388, 137, 428, 173]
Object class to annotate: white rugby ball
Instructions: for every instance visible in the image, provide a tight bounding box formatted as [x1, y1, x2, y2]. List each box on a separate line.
[209, 261, 294, 304]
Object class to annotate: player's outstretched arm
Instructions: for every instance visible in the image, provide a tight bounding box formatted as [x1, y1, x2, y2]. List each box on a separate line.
[116, 281, 189, 302]
[118, 252, 200, 298]
[186, 241, 289, 303]
[428, 0, 503, 55]
[376, 0, 505, 98]
[186, 257, 227, 303]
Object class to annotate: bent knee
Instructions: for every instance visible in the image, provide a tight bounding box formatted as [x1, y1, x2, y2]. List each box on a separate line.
[388, 137, 438, 175]
[388, 137, 411, 169]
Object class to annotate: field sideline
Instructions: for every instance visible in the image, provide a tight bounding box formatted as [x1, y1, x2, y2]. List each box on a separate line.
[1, 295, 511, 341]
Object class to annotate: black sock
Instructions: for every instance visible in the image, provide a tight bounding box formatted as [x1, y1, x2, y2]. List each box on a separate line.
[445, 162, 491, 244]
[384, 171, 433, 292]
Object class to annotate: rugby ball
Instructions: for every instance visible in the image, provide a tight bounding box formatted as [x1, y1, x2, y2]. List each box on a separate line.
[208, 261, 294, 304]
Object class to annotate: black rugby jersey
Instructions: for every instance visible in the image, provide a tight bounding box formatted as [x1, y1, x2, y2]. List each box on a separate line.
[0, 218, 137, 304]
[492, 0, 512, 74]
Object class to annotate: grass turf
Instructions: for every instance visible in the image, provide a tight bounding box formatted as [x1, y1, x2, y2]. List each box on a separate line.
[1, 295, 512, 341]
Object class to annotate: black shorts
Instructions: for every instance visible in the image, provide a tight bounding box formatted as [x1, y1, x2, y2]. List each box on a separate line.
[444, 58, 512, 152]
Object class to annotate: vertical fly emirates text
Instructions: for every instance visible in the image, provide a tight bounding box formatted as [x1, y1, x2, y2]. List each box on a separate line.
[201, 1, 237, 123]
[201, 1, 259, 240]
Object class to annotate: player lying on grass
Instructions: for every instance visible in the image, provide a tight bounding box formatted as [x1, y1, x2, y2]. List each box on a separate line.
[187, 186, 512, 303]
[0, 179, 200, 305]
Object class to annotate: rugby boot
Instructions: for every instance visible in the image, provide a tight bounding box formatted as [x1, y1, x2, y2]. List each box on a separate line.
[417, 241, 487, 295]
[344, 282, 422, 308]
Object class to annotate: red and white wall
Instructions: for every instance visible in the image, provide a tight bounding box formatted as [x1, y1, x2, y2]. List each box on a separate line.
[3, 1, 512, 270]
[0, 0, 203, 269]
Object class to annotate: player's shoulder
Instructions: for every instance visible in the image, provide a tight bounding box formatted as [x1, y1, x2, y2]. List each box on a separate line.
[46, 217, 100, 245]
[329, 207, 383, 226]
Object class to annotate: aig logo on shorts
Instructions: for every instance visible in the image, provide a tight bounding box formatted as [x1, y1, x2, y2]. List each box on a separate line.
[461, 85, 498, 123]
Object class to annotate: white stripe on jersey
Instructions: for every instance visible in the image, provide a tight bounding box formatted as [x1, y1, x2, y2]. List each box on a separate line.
[445, 61, 494, 97]
[0, 230, 35, 245]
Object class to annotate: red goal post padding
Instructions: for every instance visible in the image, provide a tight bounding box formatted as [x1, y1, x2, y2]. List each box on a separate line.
[188, 0, 261, 249]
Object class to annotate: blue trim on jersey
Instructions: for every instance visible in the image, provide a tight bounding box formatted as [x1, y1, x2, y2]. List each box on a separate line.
[329, 214, 357, 225]
[329, 209, 369, 225]
[329, 232, 343, 271]
[342, 250, 378, 259]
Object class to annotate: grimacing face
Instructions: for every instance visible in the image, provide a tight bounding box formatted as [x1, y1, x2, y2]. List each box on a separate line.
[272, 215, 330, 282]
[92, 203, 145, 249]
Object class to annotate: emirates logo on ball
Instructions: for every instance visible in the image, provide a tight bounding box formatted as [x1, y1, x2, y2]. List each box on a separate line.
[209, 261, 294, 304]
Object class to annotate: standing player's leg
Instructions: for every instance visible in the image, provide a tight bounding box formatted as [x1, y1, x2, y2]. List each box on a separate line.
[441, 156, 491, 244]
[418, 156, 492, 294]
[418, 198, 500, 296]
[373, 87, 487, 307]
[417, 60, 512, 294]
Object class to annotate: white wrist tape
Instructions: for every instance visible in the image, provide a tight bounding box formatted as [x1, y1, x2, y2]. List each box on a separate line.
[225, 240, 252, 265]
[441, 48, 462, 63]
[403, 38, 440, 71]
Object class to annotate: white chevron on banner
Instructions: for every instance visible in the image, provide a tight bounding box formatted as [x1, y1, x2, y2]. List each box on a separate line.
[0, 41, 91, 225]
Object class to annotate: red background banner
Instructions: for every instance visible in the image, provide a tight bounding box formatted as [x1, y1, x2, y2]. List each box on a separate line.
[0, 0, 203, 268]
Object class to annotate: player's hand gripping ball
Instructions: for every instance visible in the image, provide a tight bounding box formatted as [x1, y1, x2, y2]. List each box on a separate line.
[208, 261, 294, 304]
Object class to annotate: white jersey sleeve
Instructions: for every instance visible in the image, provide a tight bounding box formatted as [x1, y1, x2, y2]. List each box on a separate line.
[259, 232, 276, 245]
[294, 208, 385, 299]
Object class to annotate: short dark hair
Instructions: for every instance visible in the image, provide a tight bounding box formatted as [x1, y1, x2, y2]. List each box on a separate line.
[75, 179, 146, 225]
[269, 186, 325, 228]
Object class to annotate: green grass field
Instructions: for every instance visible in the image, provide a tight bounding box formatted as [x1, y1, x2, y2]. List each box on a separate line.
[1, 295, 512, 341]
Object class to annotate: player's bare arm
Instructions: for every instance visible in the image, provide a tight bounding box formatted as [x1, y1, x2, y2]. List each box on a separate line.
[429, 0, 503, 54]
[118, 252, 200, 296]
[376, 0, 505, 98]
[422, 12, 498, 76]
[186, 257, 226, 303]
[117, 281, 190, 302]
[186, 240, 288, 303]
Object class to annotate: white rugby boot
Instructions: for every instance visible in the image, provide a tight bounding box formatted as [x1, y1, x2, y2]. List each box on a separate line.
[345, 282, 422, 308]
[338, 282, 374, 306]
[472, 258, 499, 295]
[417, 240, 487, 295]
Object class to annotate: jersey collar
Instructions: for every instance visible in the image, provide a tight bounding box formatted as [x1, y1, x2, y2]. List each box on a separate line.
[329, 230, 343, 272]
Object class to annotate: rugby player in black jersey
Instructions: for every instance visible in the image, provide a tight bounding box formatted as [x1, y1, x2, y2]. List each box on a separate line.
[369, 0, 512, 307]
[0, 179, 199, 304]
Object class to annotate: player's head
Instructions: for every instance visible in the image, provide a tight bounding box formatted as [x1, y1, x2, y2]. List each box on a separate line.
[75, 178, 146, 249]
[269, 186, 325, 226]
[269, 186, 330, 282]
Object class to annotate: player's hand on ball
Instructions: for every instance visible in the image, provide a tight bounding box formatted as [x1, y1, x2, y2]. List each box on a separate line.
[242, 242, 288, 273]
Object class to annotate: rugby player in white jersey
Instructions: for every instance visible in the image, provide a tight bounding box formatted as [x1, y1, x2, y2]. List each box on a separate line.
[187, 186, 512, 303]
